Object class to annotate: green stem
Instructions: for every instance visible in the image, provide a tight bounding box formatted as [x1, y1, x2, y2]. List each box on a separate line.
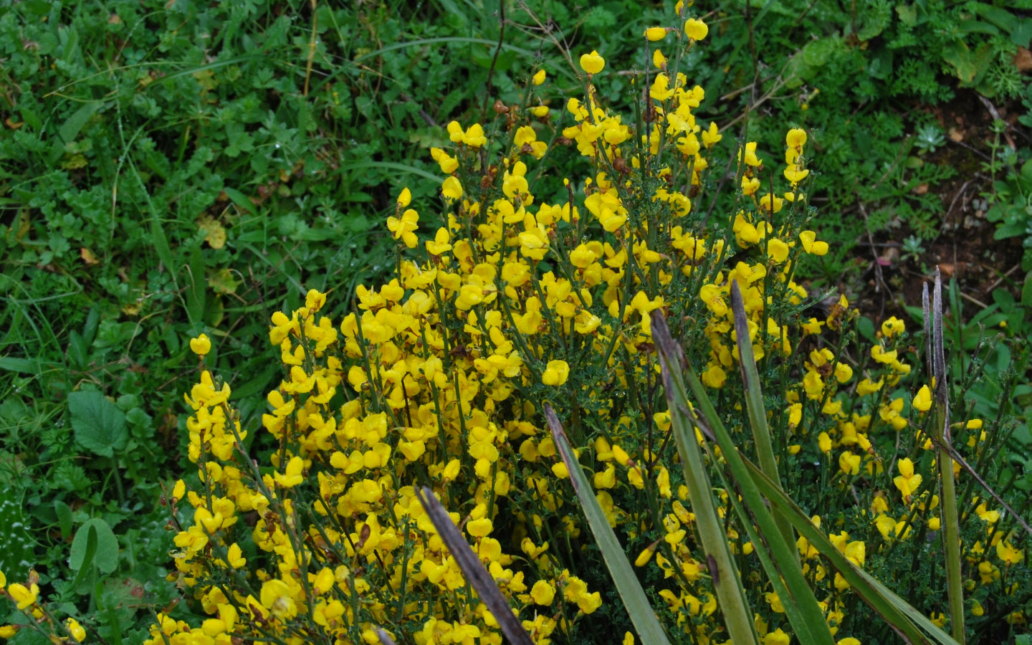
[938, 416, 965, 644]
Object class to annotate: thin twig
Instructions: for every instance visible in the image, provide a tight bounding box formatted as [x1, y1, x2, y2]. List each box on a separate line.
[985, 264, 1021, 293]
[943, 179, 972, 225]
[481, 1, 507, 119]
[958, 291, 988, 309]
[303, 0, 318, 97]
[399, 92, 437, 127]
[857, 201, 890, 304]
[947, 137, 991, 162]
[868, 136, 911, 192]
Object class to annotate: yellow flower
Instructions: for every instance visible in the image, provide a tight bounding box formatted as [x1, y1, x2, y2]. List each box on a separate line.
[542, 360, 570, 386]
[684, 18, 708, 41]
[893, 458, 922, 502]
[467, 517, 493, 537]
[387, 208, 419, 249]
[530, 580, 555, 605]
[653, 48, 667, 69]
[644, 27, 667, 41]
[799, 230, 829, 256]
[740, 141, 762, 166]
[441, 176, 463, 201]
[532, 69, 546, 85]
[635, 545, 655, 567]
[7, 583, 38, 610]
[0, 626, 18, 638]
[874, 514, 896, 540]
[446, 122, 486, 147]
[579, 50, 605, 75]
[839, 451, 861, 476]
[66, 619, 86, 643]
[818, 432, 832, 453]
[274, 456, 304, 488]
[786, 128, 807, 148]
[227, 543, 247, 569]
[767, 238, 790, 263]
[701, 363, 726, 388]
[189, 333, 212, 357]
[837, 639, 861, 645]
[913, 385, 932, 412]
[976, 501, 1000, 524]
[260, 579, 298, 619]
[759, 193, 783, 214]
[764, 628, 791, 645]
[701, 121, 722, 149]
[431, 147, 459, 173]
[397, 187, 412, 208]
[784, 165, 810, 184]
[979, 560, 1000, 584]
[856, 378, 883, 396]
[997, 539, 1024, 565]
[881, 316, 905, 338]
[0, 570, 5, 590]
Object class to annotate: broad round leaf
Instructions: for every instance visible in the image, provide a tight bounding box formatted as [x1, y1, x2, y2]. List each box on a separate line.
[69, 390, 127, 458]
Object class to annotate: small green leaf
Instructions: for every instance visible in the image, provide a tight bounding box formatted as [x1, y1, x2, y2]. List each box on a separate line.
[896, 3, 918, 26]
[0, 357, 41, 375]
[70, 525, 97, 574]
[54, 500, 73, 540]
[70, 518, 119, 574]
[59, 101, 103, 143]
[224, 187, 257, 216]
[69, 390, 128, 458]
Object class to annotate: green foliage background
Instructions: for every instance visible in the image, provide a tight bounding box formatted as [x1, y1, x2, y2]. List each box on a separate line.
[0, 0, 1030, 640]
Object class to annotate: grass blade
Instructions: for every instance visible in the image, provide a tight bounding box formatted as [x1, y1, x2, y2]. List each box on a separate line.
[648, 316, 760, 645]
[652, 311, 833, 645]
[651, 310, 957, 644]
[729, 281, 797, 557]
[338, 162, 444, 183]
[351, 37, 536, 62]
[543, 405, 672, 645]
[415, 487, 534, 645]
[931, 268, 965, 643]
[743, 458, 959, 645]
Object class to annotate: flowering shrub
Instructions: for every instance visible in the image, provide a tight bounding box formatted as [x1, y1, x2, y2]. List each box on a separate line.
[3, 4, 1028, 644]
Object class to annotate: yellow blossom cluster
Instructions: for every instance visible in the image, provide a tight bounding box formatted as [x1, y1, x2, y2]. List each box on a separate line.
[120, 6, 1031, 645]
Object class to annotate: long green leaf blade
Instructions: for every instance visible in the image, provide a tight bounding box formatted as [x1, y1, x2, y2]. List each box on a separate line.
[543, 405, 672, 645]
[729, 281, 797, 557]
[648, 320, 759, 645]
[931, 269, 965, 642]
[743, 459, 959, 645]
[655, 304, 945, 644]
[652, 312, 832, 645]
